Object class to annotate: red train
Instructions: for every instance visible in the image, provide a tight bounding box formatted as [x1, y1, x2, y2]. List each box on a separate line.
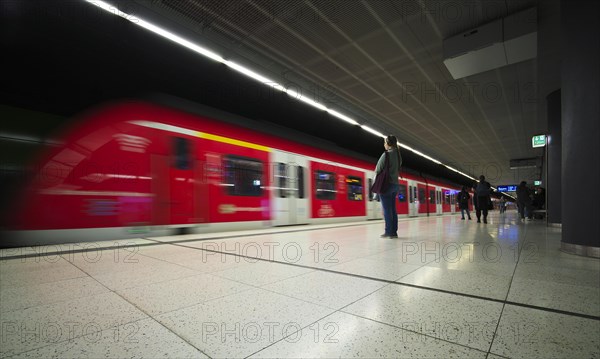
[2, 100, 471, 246]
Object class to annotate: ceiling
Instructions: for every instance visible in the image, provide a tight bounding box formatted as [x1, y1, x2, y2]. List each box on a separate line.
[130, 0, 551, 186]
[1, 0, 560, 188]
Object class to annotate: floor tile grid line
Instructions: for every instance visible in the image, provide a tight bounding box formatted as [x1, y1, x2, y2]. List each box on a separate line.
[56, 252, 214, 292]
[1, 316, 189, 359]
[0, 277, 110, 315]
[59, 255, 214, 359]
[244, 282, 404, 358]
[207, 268, 319, 295]
[0, 230, 440, 316]
[61, 246, 329, 329]
[322, 272, 499, 355]
[0, 242, 175, 262]
[166, 239, 504, 300]
[161, 240, 600, 321]
[243, 306, 352, 358]
[485, 352, 511, 359]
[0, 265, 90, 291]
[484, 224, 533, 358]
[132, 268, 327, 318]
[0, 271, 255, 320]
[334, 310, 492, 357]
[57, 247, 288, 332]
[0, 220, 390, 262]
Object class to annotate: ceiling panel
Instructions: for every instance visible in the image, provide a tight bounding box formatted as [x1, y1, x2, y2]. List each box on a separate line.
[135, 0, 553, 186]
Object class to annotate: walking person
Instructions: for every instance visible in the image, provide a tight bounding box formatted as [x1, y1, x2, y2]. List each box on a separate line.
[475, 175, 491, 223]
[375, 135, 402, 238]
[457, 186, 472, 220]
[516, 181, 533, 221]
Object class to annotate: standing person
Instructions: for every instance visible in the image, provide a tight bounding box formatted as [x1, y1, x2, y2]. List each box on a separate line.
[376, 135, 402, 238]
[475, 175, 491, 223]
[457, 186, 472, 220]
[516, 181, 533, 221]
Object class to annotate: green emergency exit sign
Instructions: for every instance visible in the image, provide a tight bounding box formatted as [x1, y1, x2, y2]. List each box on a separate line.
[532, 135, 546, 148]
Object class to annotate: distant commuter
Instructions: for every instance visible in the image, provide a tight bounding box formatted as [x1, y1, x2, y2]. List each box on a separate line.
[471, 181, 479, 209]
[516, 181, 533, 221]
[375, 135, 402, 238]
[457, 186, 472, 220]
[499, 196, 507, 213]
[475, 175, 491, 223]
[532, 187, 546, 210]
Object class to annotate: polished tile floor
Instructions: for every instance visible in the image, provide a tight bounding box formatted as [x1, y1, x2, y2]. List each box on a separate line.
[1, 211, 599, 358]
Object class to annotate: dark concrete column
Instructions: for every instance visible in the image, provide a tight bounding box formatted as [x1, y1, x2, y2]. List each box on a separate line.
[546, 90, 561, 225]
[560, 0, 600, 257]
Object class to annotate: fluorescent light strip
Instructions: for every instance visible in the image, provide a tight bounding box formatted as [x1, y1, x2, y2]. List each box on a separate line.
[84, 0, 478, 183]
[224, 60, 284, 90]
[399, 143, 442, 164]
[327, 109, 359, 125]
[360, 125, 385, 138]
[85, 1, 224, 63]
[285, 90, 328, 111]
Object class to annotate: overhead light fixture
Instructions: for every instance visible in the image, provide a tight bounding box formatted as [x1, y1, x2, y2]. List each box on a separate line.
[83, 0, 478, 184]
[360, 125, 385, 138]
[509, 157, 542, 169]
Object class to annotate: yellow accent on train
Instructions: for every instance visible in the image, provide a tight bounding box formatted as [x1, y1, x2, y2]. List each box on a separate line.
[199, 132, 270, 152]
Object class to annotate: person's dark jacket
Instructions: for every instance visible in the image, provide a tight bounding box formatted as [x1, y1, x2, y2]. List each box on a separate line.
[476, 181, 491, 197]
[475, 181, 491, 209]
[516, 185, 532, 204]
[457, 190, 470, 210]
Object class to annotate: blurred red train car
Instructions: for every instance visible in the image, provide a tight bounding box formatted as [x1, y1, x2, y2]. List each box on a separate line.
[1, 100, 470, 246]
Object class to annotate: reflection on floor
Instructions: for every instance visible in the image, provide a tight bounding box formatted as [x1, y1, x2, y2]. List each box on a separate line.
[1, 211, 599, 358]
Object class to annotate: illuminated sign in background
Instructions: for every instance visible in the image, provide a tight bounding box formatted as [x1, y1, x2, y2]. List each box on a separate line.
[532, 135, 546, 148]
[497, 185, 517, 192]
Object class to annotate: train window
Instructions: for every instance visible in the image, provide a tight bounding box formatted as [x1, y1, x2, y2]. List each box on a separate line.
[297, 166, 305, 199]
[315, 170, 336, 200]
[398, 184, 407, 202]
[429, 189, 435, 204]
[276, 163, 287, 198]
[409, 186, 413, 203]
[173, 137, 192, 170]
[445, 191, 451, 205]
[418, 188, 426, 203]
[223, 155, 263, 197]
[368, 178, 373, 202]
[346, 176, 363, 201]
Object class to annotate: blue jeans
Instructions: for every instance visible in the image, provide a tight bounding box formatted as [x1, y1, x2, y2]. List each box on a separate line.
[380, 183, 399, 236]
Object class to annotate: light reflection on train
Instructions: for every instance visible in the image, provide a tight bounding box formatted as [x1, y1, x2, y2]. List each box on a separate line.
[2, 101, 473, 246]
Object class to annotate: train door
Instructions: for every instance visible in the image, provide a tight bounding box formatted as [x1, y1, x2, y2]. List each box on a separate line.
[152, 137, 208, 225]
[428, 187, 437, 215]
[397, 181, 408, 216]
[366, 171, 383, 219]
[151, 154, 170, 225]
[437, 189, 443, 214]
[169, 137, 195, 224]
[271, 151, 309, 226]
[417, 183, 427, 215]
[408, 180, 418, 217]
[450, 191, 457, 214]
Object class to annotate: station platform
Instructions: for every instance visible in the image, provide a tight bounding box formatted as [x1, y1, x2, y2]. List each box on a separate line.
[1, 212, 599, 358]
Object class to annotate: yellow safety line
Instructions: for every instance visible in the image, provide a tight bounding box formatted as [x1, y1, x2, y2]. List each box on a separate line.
[199, 132, 270, 152]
